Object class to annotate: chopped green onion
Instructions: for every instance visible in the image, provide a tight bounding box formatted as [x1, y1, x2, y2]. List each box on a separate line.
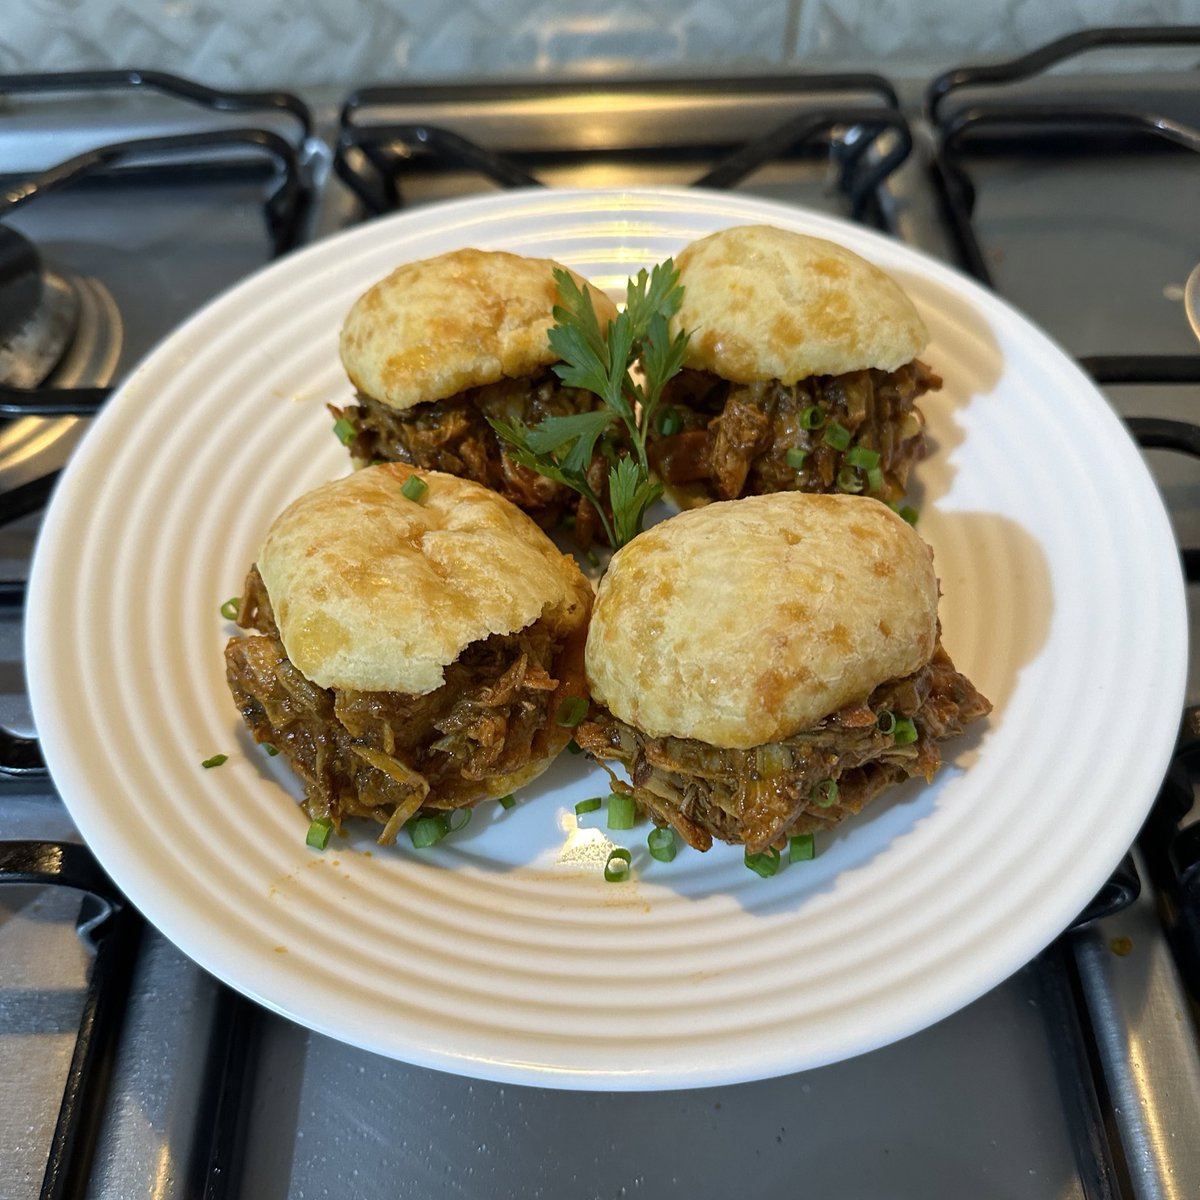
[744, 845, 782, 878]
[823, 420, 852, 451]
[607, 793, 637, 831]
[409, 814, 448, 849]
[811, 778, 839, 808]
[892, 717, 919, 745]
[891, 503, 919, 525]
[789, 833, 815, 862]
[556, 696, 587, 727]
[497, 793, 517, 810]
[447, 808, 472, 832]
[220, 597, 240, 621]
[845, 445, 881, 470]
[647, 826, 677, 863]
[799, 405, 826, 430]
[201, 754, 228, 769]
[332, 416, 356, 446]
[604, 847, 632, 882]
[575, 797, 602, 816]
[401, 474, 428, 503]
[566, 739, 583, 755]
[836, 465, 864, 493]
[866, 466, 885, 494]
[876, 710, 897, 735]
[263, 743, 280, 757]
[657, 407, 683, 437]
[785, 447, 808, 470]
[306, 816, 333, 850]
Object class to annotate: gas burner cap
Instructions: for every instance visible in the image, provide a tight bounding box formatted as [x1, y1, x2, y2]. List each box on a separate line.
[0, 226, 81, 389]
[0, 263, 123, 502]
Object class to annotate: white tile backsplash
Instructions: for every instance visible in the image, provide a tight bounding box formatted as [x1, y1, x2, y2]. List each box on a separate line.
[0, 0, 1196, 88]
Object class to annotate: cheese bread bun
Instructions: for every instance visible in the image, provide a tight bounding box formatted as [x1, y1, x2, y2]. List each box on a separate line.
[577, 493, 989, 853]
[649, 225, 938, 506]
[334, 248, 619, 524]
[225, 465, 593, 844]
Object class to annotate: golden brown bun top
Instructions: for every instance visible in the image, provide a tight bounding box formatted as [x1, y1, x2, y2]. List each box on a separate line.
[585, 493, 939, 749]
[339, 248, 619, 411]
[668, 225, 928, 384]
[257, 464, 593, 695]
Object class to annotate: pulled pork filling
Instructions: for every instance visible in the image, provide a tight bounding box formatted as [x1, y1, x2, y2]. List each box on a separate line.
[647, 359, 940, 503]
[574, 645, 991, 855]
[332, 367, 601, 524]
[224, 567, 578, 843]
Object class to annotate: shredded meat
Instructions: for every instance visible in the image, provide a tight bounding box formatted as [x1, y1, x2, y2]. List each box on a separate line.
[648, 360, 939, 503]
[331, 368, 610, 536]
[224, 566, 582, 843]
[574, 645, 990, 855]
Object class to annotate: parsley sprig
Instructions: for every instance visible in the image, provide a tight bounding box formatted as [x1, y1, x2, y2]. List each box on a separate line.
[489, 261, 690, 549]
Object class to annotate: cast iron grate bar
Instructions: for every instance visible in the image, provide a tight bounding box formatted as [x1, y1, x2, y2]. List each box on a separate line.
[0, 579, 40, 772]
[1032, 940, 1127, 1199]
[2, 125, 308, 270]
[1082, 356, 1200, 387]
[334, 122, 540, 213]
[1124, 417, 1200, 584]
[0, 472, 60, 528]
[0, 68, 312, 141]
[0, 841, 139, 1200]
[0, 386, 112, 417]
[0, 726, 45, 776]
[1141, 710, 1200, 996]
[692, 108, 911, 223]
[191, 987, 262, 1200]
[341, 73, 901, 119]
[1072, 855, 1141, 927]
[334, 74, 910, 229]
[927, 25, 1200, 126]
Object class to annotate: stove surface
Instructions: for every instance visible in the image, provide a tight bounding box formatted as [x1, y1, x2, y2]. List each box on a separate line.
[1, 57, 1199, 1200]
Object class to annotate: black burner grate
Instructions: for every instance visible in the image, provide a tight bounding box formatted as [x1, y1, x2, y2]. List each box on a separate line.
[926, 25, 1200, 386]
[334, 74, 912, 228]
[0, 71, 316, 524]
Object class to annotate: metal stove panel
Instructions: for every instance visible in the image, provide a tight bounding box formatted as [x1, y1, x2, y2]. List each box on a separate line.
[2, 54, 1200, 1200]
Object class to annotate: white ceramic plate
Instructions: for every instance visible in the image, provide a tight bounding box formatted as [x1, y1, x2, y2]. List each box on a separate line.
[26, 187, 1186, 1090]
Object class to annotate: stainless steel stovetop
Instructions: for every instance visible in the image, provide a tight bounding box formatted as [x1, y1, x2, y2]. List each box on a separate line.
[2, 35, 1200, 1199]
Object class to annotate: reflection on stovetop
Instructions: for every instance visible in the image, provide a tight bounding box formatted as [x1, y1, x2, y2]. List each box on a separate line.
[2, 38, 1200, 1200]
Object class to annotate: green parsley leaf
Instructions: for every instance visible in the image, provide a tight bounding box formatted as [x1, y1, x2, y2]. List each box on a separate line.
[548, 270, 608, 362]
[638, 309, 691, 432]
[522, 410, 618, 476]
[608, 457, 663, 549]
[624, 259, 685, 332]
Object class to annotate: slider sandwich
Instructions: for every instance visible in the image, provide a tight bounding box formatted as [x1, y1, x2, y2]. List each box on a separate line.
[224, 465, 592, 843]
[648, 225, 939, 504]
[575, 493, 990, 853]
[335, 248, 619, 525]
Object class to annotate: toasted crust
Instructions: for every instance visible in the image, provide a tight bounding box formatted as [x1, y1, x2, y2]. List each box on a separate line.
[585, 493, 939, 749]
[339, 248, 619, 411]
[257, 464, 593, 695]
[668, 225, 928, 383]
